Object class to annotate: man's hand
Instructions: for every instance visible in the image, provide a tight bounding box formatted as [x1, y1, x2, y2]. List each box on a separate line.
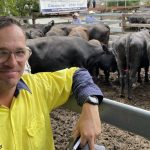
[73, 103, 101, 150]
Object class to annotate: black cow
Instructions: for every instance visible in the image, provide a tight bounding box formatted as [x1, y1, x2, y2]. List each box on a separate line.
[128, 16, 147, 24]
[27, 36, 102, 74]
[87, 24, 110, 46]
[113, 30, 150, 99]
[46, 24, 74, 36]
[46, 23, 110, 47]
[27, 36, 116, 82]
[88, 49, 117, 83]
[147, 41, 150, 64]
[26, 20, 54, 39]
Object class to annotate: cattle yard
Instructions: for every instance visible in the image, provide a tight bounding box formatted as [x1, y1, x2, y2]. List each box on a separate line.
[27, 11, 150, 34]
[25, 12, 150, 149]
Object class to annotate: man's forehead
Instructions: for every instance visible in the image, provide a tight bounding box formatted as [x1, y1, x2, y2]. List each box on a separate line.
[0, 25, 24, 39]
[0, 25, 26, 48]
[0, 24, 24, 37]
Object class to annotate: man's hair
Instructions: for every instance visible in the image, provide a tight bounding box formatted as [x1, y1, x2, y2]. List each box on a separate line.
[0, 16, 22, 30]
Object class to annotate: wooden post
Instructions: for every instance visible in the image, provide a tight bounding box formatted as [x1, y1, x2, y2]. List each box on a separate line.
[121, 13, 126, 32]
[32, 14, 36, 26]
[31, 12, 40, 27]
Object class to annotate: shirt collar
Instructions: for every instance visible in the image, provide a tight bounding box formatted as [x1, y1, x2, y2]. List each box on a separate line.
[14, 79, 31, 97]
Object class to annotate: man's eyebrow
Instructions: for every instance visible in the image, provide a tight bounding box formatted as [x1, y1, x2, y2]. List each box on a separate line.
[0, 47, 25, 51]
[16, 47, 26, 50]
[0, 47, 8, 50]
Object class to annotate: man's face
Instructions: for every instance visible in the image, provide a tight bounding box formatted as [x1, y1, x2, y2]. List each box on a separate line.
[0, 25, 26, 89]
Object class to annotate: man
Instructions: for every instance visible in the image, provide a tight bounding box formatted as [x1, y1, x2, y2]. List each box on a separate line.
[71, 12, 81, 25]
[93, 0, 96, 8]
[85, 11, 97, 24]
[0, 16, 103, 150]
[87, 0, 96, 8]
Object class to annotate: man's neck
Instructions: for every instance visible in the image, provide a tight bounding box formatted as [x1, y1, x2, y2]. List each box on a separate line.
[0, 87, 16, 108]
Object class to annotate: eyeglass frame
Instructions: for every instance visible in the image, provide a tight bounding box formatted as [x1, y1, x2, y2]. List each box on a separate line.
[0, 47, 32, 63]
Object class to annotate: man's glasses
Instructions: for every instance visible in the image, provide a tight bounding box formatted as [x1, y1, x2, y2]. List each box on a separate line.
[0, 47, 32, 63]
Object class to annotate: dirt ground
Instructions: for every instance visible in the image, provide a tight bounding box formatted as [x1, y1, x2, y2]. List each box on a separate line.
[51, 72, 150, 150]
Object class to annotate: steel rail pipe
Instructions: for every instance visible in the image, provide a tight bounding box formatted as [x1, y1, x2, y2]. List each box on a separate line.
[63, 96, 150, 140]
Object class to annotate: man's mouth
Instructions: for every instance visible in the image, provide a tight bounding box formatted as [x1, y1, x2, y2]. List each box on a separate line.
[0, 70, 19, 77]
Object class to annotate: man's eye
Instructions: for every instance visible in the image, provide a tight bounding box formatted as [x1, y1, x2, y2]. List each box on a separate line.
[0, 51, 9, 56]
[15, 50, 26, 55]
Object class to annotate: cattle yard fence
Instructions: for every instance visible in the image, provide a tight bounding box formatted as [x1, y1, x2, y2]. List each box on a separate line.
[16, 12, 150, 33]
[121, 13, 150, 31]
[63, 96, 150, 140]
[79, 12, 150, 33]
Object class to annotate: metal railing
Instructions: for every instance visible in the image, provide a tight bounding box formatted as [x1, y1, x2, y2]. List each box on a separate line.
[63, 96, 150, 140]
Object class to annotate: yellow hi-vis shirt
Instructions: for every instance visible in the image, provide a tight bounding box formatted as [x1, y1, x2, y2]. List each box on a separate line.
[0, 67, 78, 150]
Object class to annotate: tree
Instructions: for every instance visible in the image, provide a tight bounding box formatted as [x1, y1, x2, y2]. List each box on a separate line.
[0, 0, 39, 16]
[107, 0, 140, 7]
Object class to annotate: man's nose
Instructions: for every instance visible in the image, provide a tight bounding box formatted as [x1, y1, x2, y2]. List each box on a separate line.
[4, 53, 18, 67]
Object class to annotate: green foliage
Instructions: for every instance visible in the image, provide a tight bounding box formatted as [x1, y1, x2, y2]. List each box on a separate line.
[144, 0, 150, 5]
[0, 0, 39, 16]
[107, 0, 140, 7]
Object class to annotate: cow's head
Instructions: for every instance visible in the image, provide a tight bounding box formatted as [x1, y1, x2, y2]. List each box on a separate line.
[41, 20, 55, 35]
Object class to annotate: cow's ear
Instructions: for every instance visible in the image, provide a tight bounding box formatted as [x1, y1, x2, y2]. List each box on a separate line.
[25, 31, 31, 39]
[50, 20, 55, 26]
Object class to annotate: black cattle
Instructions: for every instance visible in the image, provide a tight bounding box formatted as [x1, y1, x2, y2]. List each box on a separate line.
[147, 41, 150, 64]
[27, 36, 102, 74]
[128, 16, 147, 24]
[26, 20, 54, 39]
[46, 23, 110, 47]
[87, 24, 110, 46]
[113, 30, 150, 99]
[88, 49, 117, 83]
[27, 36, 116, 82]
[46, 24, 74, 36]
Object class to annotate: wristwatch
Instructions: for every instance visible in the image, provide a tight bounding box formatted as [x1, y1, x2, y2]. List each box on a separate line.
[84, 96, 99, 105]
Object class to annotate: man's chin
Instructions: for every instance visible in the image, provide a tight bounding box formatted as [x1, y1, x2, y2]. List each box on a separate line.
[5, 78, 20, 88]
[0, 80, 18, 91]
[0, 75, 21, 88]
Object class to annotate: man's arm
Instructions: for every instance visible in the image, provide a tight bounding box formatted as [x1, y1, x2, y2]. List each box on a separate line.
[72, 68, 103, 150]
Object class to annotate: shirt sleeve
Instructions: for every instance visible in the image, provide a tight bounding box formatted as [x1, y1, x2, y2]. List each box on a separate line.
[72, 68, 103, 106]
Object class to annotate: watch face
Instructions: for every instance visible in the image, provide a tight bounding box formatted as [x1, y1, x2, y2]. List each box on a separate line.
[87, 96, 99, 105]
[90, 96, 98, 103]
